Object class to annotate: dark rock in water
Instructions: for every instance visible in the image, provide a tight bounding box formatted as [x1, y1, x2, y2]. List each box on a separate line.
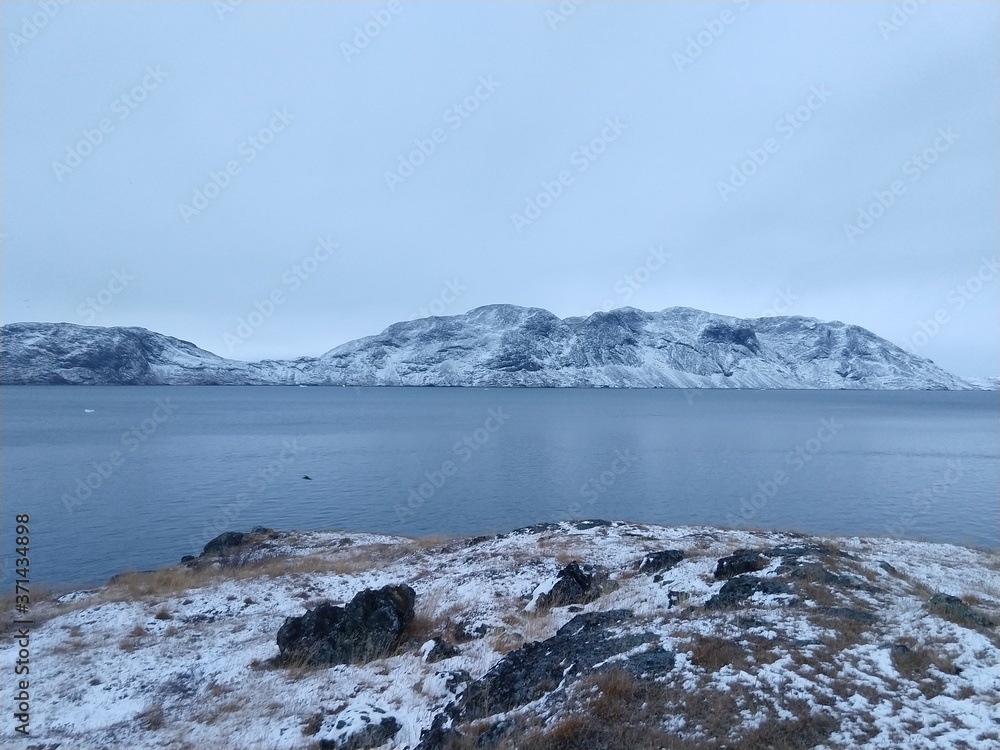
[201, 531, 249, 557]
[535, 561, 613, 609]
[638, 549, 685, 574]
[250, 525, 274, 535]
[714, 550, 766, 579]
[927, 593, 996, 629]
[276, 584, 416, 666]
[423, 637, 461, 663]
[319, 716, 402, 750]
[180, 555, 195, 563]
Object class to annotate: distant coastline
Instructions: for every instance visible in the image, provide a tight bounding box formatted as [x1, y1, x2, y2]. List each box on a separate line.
[1, 305, 991, 389]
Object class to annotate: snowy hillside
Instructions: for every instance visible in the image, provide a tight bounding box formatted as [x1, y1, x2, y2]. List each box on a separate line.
[0, 305, 980, 389]
[3, 521, 997, 749]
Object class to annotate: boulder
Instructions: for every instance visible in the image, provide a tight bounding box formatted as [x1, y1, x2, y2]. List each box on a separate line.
[451, 621, 488, 643]
[637, 549, 685, 574]
[714, 549, 766, 579]
[200, 531, 249, 557]
[705, 575, 791, 609]
[318, 715, 401, 750]
[277, 584, 416, 666]
[928, 593, 996, 629]
[534, 562, 613, 609]
[421, 637, 461, 663]
[460, 610, 669, 718]
[416, 610, 674, 748]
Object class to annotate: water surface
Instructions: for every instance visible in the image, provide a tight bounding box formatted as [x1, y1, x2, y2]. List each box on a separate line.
[1, 386, 996, 589]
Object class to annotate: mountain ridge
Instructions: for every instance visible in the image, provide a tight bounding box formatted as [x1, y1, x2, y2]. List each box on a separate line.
[0, 304, 988, 389]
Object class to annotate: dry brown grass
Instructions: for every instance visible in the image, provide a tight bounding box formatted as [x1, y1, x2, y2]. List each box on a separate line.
[411, 534, 456, 550]
[690, 635, 747, 671]
[890, 639, 957, 698]
[195, 699, 243, 725]
[814, 612, 873, 651]
[301, 712, 324, 736]
[137, 704, 165, 730]
[441, 668, 839, 750]
[47, 541, 421, 612]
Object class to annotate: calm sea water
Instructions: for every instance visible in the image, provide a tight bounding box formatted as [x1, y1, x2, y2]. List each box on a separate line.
[1, 386, 997, 589]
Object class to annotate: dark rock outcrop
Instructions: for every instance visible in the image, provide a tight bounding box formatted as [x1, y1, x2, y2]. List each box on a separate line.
[534, 562, 613, 609]
[637, 549, 685, 574]
[201, 531, 249, 557]
[459, 610, 670, 721]
[714, 550, 767, 579]
[423, 637, 461, 663]
[319, 716, 402, 750]
[928, 593, 996, 629]
[277, 584, 416, 666]
[417, 610, 674, 749]
[705, 575, 791, 609]
[451, 621, 488, 643]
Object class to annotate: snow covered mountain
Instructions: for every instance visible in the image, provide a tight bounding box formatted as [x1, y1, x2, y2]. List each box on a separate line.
[0, 305, 981, 389]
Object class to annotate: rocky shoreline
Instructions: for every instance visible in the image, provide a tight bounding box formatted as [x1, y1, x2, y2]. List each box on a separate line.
[3, 521, 999, 749]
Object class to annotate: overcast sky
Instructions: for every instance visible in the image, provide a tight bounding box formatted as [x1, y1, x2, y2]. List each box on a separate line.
[2, 1, 997, 376]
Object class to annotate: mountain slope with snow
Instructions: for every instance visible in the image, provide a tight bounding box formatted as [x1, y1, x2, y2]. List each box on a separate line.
[0, 306, 980, 389]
